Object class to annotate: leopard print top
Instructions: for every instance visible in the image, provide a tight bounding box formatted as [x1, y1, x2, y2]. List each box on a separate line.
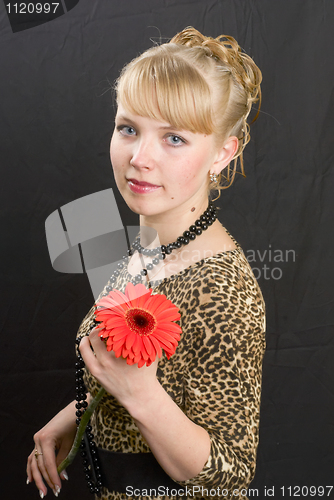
[76, 233, 266, 500]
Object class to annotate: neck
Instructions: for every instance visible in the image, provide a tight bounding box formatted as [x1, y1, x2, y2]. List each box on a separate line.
[139, 198, 210, 248]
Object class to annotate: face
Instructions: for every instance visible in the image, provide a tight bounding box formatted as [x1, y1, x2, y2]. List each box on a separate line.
[110, 103, 222, 220]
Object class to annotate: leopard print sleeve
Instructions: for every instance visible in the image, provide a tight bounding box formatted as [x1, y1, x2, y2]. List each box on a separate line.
[172, 251, 266, 494]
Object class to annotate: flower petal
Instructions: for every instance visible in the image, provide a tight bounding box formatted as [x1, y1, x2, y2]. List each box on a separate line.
[137, 358, 146, 368]
[150, 335, 162, 358]
[154, 329, 180, 345]
[156, 322, 182, 333]
[155, 308, 181, 322]
[125, 331, 136, 350]
[142, 336, 153, 357]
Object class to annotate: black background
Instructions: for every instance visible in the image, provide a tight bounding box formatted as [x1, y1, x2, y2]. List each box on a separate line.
[1, 1, 333, 499]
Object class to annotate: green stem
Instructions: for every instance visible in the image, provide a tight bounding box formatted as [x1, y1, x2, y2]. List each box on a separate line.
[57, 386, 106, 475]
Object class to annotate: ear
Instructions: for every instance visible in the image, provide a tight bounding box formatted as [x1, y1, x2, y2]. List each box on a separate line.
[213, 136, 239, 174]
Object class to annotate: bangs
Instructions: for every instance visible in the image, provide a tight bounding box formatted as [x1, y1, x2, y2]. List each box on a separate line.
[115, 48, 214, 134]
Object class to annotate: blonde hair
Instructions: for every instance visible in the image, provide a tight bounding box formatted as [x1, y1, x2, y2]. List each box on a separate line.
[115, 27, 262, 194]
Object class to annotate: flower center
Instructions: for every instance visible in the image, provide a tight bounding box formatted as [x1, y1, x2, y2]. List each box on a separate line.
[125, 308, 157, 336]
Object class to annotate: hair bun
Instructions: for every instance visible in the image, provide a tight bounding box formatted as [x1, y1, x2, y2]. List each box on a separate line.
[170, 27, 262, 108]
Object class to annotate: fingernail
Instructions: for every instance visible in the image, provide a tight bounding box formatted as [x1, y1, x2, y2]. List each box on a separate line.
[52, 489, 58, 497]
[55, 485, 61, 493]
[62, 470, 69, 480]
[39, 491, 44, 499]
[26, 478, 30, 484]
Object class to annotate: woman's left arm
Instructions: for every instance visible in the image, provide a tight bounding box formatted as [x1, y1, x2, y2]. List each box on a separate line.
[79, 329, 211, 482]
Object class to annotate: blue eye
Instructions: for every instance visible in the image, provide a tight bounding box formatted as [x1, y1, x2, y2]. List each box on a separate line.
[117, 125, 136, 136]
[166, 135, 185, 146]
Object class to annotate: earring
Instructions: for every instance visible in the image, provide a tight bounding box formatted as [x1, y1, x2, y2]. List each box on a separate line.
[209, 172, 217, 183]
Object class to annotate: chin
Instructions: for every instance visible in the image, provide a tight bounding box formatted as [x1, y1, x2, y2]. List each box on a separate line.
[124, 197, 161, 217]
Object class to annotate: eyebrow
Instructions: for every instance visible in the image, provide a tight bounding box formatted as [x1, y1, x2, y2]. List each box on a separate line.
[116, 114, 178, 131]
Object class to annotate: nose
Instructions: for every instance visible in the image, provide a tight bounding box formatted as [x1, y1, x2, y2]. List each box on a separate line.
[130, 138, 156, 170]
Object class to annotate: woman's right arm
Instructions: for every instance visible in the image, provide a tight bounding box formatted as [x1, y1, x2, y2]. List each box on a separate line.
[26, 398, 86, 498]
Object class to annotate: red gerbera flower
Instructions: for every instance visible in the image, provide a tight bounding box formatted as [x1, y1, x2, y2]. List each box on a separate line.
[94, 283, 182, 367]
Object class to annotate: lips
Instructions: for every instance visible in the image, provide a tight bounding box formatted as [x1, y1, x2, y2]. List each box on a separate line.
[127, 178, 161, 194]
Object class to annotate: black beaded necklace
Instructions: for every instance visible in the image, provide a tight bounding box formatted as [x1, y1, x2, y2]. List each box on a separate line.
[74, 200, 217, 496]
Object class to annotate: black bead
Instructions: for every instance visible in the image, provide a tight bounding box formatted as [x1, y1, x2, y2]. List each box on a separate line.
[76, 402, 82, 409]
[161, 245, 167, 253]
[146, 263, 153, 270]
[105, 285, 112, 292]
[174, 241, 182, 248]
[195, 219, 202, 226]
[200, 215, 207, 222]
[86, 425, 92, 432]
[201, 224, 208, 230]
[177, 236, 185, 244]
[189, 225, 196, 232]
[189, 233, 196, 240]
[161, 253, 166, 259]
[207, 219, 213, 226]
[183, 230, 190, 238]
[76, 418, 81, 425]
[80, 451, 87, 457]
[117, 262, 123, 269]
[140, 269, 148, 276]
[195, 228, 203, 235]
[165, 247, 172, 255]
[76, 410, 83, 417]
[183, 238, 190, 245]
[87, 433, 94, 441]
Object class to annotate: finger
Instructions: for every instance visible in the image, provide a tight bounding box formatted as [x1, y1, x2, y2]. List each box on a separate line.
[42, 446, 62, 494]
[89, 328, 108, 356]
[79, 335, 100, 374]
[32, 440, 61, 494]
[28, 450, 49, 497]
[60, 469, 69, 481]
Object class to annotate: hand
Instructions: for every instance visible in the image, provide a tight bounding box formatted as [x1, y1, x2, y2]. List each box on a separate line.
[26, 401, 78, 498]
[79, 328, 159, 412]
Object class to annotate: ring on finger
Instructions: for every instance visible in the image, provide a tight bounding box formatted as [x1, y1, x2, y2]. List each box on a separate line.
[34, 449, 43, 460]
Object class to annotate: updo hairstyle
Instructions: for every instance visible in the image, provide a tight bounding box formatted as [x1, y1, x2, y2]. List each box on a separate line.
[115, 27, 262, 194]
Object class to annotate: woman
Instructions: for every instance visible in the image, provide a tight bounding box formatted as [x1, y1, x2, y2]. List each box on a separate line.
[27, 27, 265, 500]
